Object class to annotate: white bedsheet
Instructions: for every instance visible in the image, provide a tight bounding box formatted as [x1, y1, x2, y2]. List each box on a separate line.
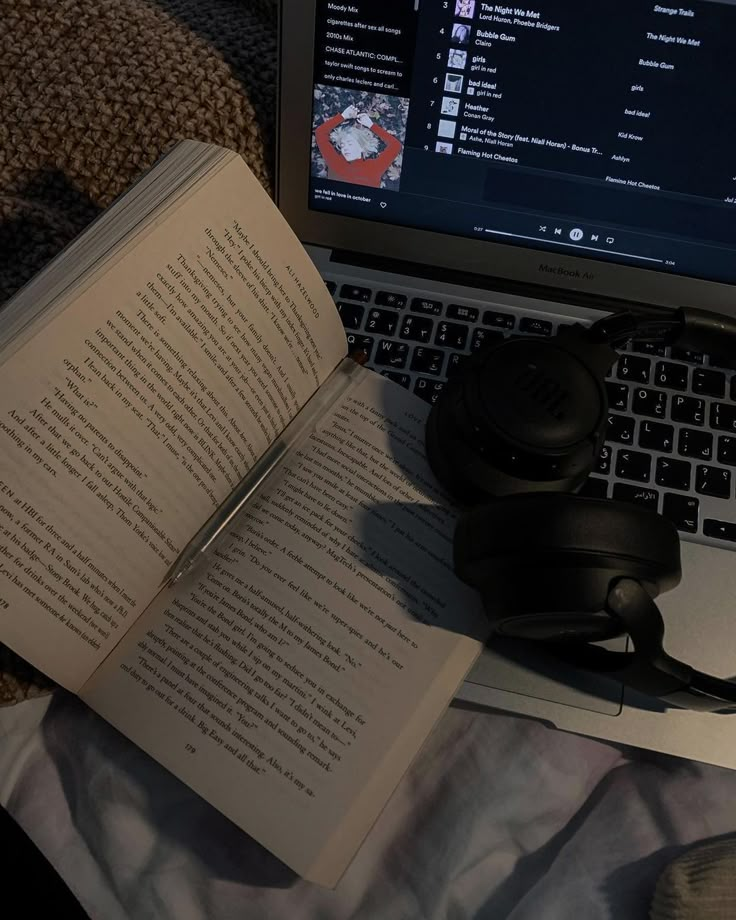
[2, 691, 736, 919]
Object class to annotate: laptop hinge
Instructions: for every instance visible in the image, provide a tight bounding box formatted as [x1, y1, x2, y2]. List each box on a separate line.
[327, 249, 670, 317]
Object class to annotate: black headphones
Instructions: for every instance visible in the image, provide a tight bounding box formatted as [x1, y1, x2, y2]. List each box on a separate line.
[426, 305, 736, 713]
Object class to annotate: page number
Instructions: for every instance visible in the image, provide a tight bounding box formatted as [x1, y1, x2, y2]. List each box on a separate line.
[185, 743, 197, 754]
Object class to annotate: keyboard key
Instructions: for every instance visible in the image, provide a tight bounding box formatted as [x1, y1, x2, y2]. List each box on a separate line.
[410, 347, 444, 375]
[336, 301, 364, 329]
[632, 387, 667, 419]
[381, 370, 410, 388]
[612, 483, 659, 510]
[519, 317, 553, 336]
[693, 368, 726, 398]
[375, 290, 407, 309]
[483, 310, 515, 330]
[654, 361, 688, 390]
[606, 383, 629, 411]
[447, 352, 470, 378]
[580, 477, 608, 498]
[413, 378, 446, 405]
[595, 444, 612, 475]
[346, 334, 374, 361]
[631, 342, 666, 356]
[718, 436, 736, 467]
[696, 465, 731, 499]
[471, 328, 504, 352]
[670, 346, 704, 365]
[711, 402, 736, 433]
[400, 315, 434, 343]
[435, 322, 469, 350]
[365, 308, 398, 336]
[374, 340, 409, 368]
[655, 457, 691, 491]
[617, 354, 651, 384]
[607, 413, 635, 443]
[678, 428, 714, 461]
[704, 519, 736, 542]
[411, 297, 443, 316]
[324, 279, 337, 295]
[615, 449, 651, 482]
[340, 284, 371, 302]
[639, 421, 674, 453]
[447, 304, 479, 322]
[671, 395, 705, 426]
[663, 494, 699, 534]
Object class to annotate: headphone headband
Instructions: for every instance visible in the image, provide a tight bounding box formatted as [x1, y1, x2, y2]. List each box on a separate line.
[588, 305, 736, 357]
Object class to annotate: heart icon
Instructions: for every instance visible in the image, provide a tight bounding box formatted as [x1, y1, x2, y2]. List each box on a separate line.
[380, 201, 387, 208]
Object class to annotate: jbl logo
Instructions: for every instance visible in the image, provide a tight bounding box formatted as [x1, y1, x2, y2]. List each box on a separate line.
[515, 365, 568, 420]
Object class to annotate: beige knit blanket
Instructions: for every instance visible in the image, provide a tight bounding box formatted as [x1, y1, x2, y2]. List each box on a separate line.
[0, 0, 277, 703]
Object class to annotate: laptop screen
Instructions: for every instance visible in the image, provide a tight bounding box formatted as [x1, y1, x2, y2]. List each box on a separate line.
[307, 0, 736, 285]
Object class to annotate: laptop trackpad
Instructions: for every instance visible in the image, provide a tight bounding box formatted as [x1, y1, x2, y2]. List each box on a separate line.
[466, 541, 736, 716]
[468, 636, 626, 715]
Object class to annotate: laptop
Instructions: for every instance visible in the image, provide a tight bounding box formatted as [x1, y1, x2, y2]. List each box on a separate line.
[277, 0, 736, 768]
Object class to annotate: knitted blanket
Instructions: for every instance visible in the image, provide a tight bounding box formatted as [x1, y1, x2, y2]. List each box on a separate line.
[0, 0, 277, 703]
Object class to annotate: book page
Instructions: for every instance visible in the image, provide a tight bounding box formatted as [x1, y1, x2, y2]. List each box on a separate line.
[0, 152, 345, 690]
[80, 370, 487, 886]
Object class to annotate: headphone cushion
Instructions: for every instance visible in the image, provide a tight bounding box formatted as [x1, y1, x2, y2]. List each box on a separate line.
[456, 492, 682, 625]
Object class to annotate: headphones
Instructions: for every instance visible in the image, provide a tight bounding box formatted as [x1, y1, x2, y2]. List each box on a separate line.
[426, 305, 736, 713]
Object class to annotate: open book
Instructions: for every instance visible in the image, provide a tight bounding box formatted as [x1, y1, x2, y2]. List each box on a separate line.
[0, 142, 486, 886]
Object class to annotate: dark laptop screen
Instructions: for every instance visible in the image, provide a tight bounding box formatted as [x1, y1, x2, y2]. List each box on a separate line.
[308, 0, 736, 284]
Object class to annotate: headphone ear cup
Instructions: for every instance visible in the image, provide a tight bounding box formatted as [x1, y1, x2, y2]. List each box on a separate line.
[425, 332, 615, 500]
[455, 493, 682, 641]
[425, 388, 457, 495]
[425, 388, 481, 503]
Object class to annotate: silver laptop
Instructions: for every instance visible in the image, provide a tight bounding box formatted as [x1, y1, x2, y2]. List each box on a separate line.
[278, 0, 736, 768]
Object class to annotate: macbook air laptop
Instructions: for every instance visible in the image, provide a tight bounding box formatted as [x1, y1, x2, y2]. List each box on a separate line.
[277, 0, 736, 768]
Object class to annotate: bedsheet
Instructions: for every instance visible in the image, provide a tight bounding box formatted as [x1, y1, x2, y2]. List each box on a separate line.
[2, 691, 736, 920]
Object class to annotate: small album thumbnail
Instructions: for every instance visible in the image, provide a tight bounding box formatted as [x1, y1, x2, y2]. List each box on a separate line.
[455, 0, 476, 19]
[438, 119, 457, 139]
[441, 96, 461, 116]
[452, 22, 471, 44]
[448, 48, 467, 70]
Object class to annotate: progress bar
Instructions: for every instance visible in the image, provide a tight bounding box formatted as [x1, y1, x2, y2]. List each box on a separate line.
[484, 228, 664, 263]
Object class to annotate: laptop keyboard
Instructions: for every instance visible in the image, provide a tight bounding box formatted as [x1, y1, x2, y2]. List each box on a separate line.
[323, 275, 736, 552]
